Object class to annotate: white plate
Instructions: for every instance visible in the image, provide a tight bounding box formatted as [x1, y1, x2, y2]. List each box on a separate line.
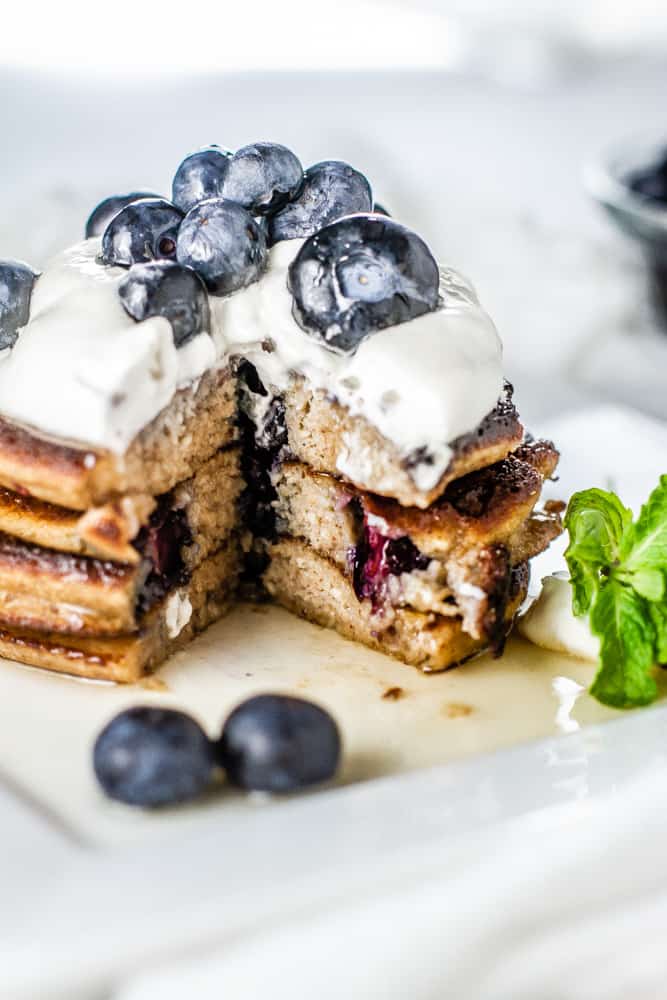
[0, 602, 621, 848]
[3, 401, 667, 1000]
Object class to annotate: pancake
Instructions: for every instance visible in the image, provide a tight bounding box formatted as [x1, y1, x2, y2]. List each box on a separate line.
[264, 539, 529, 671]
[271, 441, 560, 640]
[278, 380, 524, 510]
[0, 448, 242, 636]
[0, 366, 237, 510]
[0, 541, 240, 682]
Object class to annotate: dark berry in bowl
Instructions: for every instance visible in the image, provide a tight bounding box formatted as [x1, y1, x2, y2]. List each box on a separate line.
[0, 260, 39, 350]
[627, 147, 667, 204]
[586, 135, 667, 330]
[268, 160, 372, 244]
[118, 261, 210, 348]
[288, 214, 440, 354]
[177, 198, 267, 295]
[216, 694, 341, 793]
[100, 198, 183, 267]
[222, 141, 303, 216]
[172, 146, 232, 214]
[85, 192, 160, 239]
[93, 706, 214, 807]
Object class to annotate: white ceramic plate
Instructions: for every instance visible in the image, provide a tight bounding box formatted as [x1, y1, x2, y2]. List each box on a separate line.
[3, 402, 667, 1000]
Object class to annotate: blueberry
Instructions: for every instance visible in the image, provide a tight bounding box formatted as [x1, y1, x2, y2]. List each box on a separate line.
[288, 214, 440, 354]
[268, 160, 372, 244]
[172, 146, 232, 213]
[176, 198, 267, 295]
[93, 706, 214, 807]
[221, 142, 303, 216]
[0, 260, 39, 350]
[100, 198, 183, 267]
[373, 201, 391, 216]
[85, 192, 160, 239]
[216, 694, 341, 793]
[118, 261, 210, 348]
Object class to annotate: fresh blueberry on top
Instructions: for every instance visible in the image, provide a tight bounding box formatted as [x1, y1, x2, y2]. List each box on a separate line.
[268, 160, 372, 244]
[93, 706, 215, 807]
[221, 142, 303, 216]
[176, 198, 267, 295]
[627, 148, 667, 204]
[373, 201, 391, 216]
[118, 261, 210, 348]
[288, 214, 440, 354]
[100, 198, 183, 267]
[85, 191, 160, 239]
[0, 260, 39, 350]
[216, 694, 341, 793]
[172, 146, 232, 214]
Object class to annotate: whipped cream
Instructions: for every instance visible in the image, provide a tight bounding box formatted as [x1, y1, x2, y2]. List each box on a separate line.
[165, 589, 193, 638]
[0, 237, 503, 487]
[0, 241, 215, 452]
[518, 573, 600, 662]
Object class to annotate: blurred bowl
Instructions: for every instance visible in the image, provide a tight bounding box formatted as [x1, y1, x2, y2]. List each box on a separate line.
[585, 134, 667, 328]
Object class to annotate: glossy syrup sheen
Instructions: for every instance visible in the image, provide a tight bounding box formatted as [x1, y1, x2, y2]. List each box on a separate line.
[0, 602, 644, 847]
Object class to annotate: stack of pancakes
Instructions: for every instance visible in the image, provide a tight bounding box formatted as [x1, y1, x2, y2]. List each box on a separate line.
[0, 368, 242, 681]
[257, 376, 561, 670]
[0, 364, 560, 682]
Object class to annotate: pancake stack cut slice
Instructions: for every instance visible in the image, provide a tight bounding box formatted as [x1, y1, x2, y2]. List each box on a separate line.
[0, 363, 561, 682]
[242, 367, 562, 671]
[0, 386, 243, 681]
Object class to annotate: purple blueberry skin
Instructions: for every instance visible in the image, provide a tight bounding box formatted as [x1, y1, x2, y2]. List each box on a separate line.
[352, 523, 429, 609]
[287, 214, 440, 354]
[0, 259, 40, 350]
[216, 694, 341, 793]
[85, 191, 160, 239]
[221, 142, 304, 216]
[118, 260, 210, 348]
[100, 198, 184, 267]
[93, 707, 215, 807]
[176, 198, 267, 295]
[171, 146, 232, 214]
[268, 160, 372, 244]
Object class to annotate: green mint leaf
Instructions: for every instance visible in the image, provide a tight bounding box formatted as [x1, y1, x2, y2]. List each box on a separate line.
[589, 580, 657, 708]
[564, 489, 633, 615]
[623, 475, 667, 572]
[648, 602, 667, 664]
[619, 567, 665, 602]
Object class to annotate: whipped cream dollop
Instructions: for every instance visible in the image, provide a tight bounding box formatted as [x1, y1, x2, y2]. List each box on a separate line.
[0, 237, 503, 486]
[518, 573, 600, 662]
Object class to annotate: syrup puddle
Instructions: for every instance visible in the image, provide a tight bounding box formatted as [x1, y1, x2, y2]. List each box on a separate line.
[0, 604, 626, 846]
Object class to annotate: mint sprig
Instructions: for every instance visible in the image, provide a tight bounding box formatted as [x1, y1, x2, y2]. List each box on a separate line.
[564, 476, 667, 708]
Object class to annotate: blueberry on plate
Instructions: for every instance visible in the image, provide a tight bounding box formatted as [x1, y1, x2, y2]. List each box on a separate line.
[627, 148, 667, 204]
[221, 141, 303, 216]
[216, 693, 341, 793]
[177, 198, 267, 295]
[268, 160, 372, 244]
[85, 191, 160, 239]
[93, 706, 215, 807]
[172, 146, 232, 214]
[288, 214, 440, 354]
[100, 198, 183, 267]
[118, 260, 210, 348]
[0, 260, 39, 350]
